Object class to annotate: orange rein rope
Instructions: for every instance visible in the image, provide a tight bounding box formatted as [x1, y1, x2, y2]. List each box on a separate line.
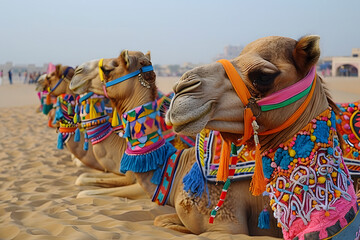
[216, 59, 316, 195]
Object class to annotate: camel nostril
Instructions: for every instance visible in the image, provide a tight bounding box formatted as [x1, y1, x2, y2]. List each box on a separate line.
[175, 79, 201, 94]
[74, 67, 83, 75]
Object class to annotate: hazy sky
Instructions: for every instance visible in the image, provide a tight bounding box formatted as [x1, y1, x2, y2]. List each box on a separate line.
[1, 0, 359, 66]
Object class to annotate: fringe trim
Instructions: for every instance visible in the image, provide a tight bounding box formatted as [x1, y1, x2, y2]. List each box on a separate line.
[120, 141, 177, 180]
[183, 162, 205, 198]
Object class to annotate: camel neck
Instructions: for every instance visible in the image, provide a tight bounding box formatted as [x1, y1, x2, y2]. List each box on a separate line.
[120, 100, 177, 186]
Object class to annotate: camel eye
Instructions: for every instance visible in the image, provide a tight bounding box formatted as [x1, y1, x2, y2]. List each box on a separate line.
[248, 70, 280, 92]
[101, 67, 112, 76]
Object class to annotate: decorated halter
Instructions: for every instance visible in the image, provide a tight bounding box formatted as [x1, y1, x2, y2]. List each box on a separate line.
[216, 59, 316, 195]
[97, 58, 154, 98]
[75, 92, 121, 150]
[50, 67, 74, 93]
[54, 94, 77, 149]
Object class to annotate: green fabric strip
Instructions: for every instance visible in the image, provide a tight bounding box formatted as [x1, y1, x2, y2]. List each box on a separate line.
[260, 84, 312, 112]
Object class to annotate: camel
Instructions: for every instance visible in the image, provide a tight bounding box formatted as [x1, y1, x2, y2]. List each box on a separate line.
[35, 73, 49, 113]
[69, 50, 282, 237]
[45, 65, 144, 196]
[166, 35, 360, 239]
[43, 64, 104, 171]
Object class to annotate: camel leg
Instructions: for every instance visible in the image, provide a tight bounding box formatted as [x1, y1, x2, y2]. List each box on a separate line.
[154, 213, 192, 233]
[71, 154, 85, 167]
[77, 183, 147, 199]
[75, 171, 136, 187]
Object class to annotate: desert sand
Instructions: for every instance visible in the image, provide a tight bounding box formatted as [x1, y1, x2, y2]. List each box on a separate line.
[0, 76, 359, 240]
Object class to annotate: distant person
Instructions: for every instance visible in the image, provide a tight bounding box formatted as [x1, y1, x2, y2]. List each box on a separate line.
[24, 71, 28, 84]
[0, 70, 3, 85]
[8, 70, 12, 85]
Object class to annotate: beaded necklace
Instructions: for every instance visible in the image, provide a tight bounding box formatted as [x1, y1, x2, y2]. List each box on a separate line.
[261, 108, 357, 239]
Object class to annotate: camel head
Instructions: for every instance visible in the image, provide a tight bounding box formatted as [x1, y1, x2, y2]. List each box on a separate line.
[45, 64, 75, 96]
[167, 36, 323, 143]
[70, 50, 156, 112]
[35, 74, 48, 92]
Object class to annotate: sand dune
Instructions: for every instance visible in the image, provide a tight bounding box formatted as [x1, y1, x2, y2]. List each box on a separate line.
[0, 76, 359, 240]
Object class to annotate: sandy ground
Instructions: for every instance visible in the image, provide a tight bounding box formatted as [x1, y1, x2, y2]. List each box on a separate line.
[0, 76, 359, 240]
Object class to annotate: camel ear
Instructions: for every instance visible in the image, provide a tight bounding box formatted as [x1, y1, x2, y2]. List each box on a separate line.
[120, 50, 130, 69]
[55, 64, 62, 77]
[145, 51, 151, 61]
[67, 67, 74, 79]
[293, 35, 320, 73]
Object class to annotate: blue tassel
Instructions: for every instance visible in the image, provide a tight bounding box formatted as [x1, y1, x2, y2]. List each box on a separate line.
[54, 107, 64, 122]
[84, 141, 89, 151]
[183, 162, 205, 198]
[75, 104, 79, 114]
[42, 104, 53, 115]
[120, 141, 176, 175]
[56, 97, 60, 107]
[100, 100, 105, 112]
[83, 132, 89, 150]
[86, 103, 90, 114]
[74, 128, 80, 142]
[258, 209, 270, 229]
[57, 132, 64, 149]
[123, 122, 131, 138]
[151, 167, 163, 185]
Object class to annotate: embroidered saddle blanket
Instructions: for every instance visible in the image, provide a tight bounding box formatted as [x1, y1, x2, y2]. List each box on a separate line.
[196, 103, 360, 182]
[195, 129, 256, 182]
[336, 101, 360, 176]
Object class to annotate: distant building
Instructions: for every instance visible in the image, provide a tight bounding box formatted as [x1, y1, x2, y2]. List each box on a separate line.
[0, 62, 47, 75]
[154, 62, 200, 77]
[213, 45, 243, 61]
[319, 48, 360, 77]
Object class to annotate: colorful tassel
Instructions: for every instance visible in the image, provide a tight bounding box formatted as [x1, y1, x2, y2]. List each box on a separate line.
[84, 132, 89, 150]
[67, 102, 73, 115]
[57, 132, 64, 149]
[209, 179, 231, 223]
[249, 118, 266, 196]
[100, 99, 105, 112]
[112, 108, 120, 127]
[89, 99, 95, 119]
[183, 162, 205, 197]
[120, 141, 176, 175]
[85, 103, 90, 114]
[42, 103, 53, 115]
[74, 128, 80, 142]
[123, 121, 131, 138]
[258, 208, 270, 229]
[46, 93, 51, 105]
[73, 113, 78, 124]
[216, 139, 231, 182]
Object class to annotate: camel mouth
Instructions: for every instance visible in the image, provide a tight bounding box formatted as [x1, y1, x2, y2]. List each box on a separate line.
[166, 100, 213, 135]
[69, 75, 91, 94]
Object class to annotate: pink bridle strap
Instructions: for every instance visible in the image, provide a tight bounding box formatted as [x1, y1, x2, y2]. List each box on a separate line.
[257, 66, 316, 107]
